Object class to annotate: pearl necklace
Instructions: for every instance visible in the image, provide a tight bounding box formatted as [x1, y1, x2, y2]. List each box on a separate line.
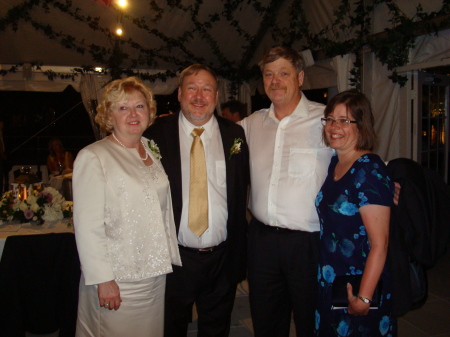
[112, 132, 149, 161]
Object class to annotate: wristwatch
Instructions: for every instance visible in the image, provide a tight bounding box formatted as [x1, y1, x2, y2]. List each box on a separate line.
[357, 295, 372, 304]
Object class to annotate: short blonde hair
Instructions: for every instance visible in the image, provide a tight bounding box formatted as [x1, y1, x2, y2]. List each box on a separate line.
[95, 76, 157, 134]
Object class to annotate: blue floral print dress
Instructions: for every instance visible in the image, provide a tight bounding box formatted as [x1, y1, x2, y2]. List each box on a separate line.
[315, 153, 396, 336]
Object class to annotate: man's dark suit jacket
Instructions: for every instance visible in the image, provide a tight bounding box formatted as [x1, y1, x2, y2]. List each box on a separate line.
[387, 158, 450, 317]
[144, 113, 250, 284]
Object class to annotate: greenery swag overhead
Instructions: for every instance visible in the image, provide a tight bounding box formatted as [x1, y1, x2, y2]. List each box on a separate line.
[1, 0, 449, 89]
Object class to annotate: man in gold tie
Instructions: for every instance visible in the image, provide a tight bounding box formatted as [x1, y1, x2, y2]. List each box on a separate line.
[145, 64, 249, 337]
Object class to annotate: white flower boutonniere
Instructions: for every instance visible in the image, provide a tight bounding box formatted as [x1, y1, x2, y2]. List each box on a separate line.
[148, 140, 162, 160]
[229, 138, 243, 159]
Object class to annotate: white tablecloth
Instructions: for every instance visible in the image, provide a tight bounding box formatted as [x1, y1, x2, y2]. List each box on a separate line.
[0, 219, 74, 260]
[48, 173, 73, 193]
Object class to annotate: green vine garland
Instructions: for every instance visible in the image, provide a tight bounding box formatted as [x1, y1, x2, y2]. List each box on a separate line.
[1, 0, 449, 91]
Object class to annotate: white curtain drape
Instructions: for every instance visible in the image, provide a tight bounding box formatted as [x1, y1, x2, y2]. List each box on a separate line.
[302, 58, 337, 90]
[362, 29, 450, 162]
[216, 79, 252, 117]
[79, 74, 110, 140]
[332, 54, 355, 92]
[408, 28, 450, 66]
[0, 69, 179, 94]
[363, 53, 401, 162]
[239, 83, 252, 117]
[0, 70, 81, 92]
[217, 79, 229, 113]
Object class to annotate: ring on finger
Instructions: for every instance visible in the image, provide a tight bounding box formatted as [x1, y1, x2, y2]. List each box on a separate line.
[104, 303, 109, 306]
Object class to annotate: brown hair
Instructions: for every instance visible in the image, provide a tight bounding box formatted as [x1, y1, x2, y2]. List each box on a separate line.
[323, 90, 377, 151]
[178, 64, 218, 89]
[259, 46, 305, 73]
[95, 76, 156, 134]
[48, 138, 65, 156]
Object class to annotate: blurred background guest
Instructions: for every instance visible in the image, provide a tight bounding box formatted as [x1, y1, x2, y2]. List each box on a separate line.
[315, 90, 396, 336]
[47, 137, 74, 175]
[0, 121, 6, 193]
[73, 76, 181, 337]
[221, 100, 247, 123]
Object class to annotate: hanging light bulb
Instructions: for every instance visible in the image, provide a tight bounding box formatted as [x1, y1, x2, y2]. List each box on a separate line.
[116, 25, 123, 36]
[117, 0, 127, 8]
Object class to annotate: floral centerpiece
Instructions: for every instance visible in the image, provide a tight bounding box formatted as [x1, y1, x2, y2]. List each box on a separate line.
[0, 185, 72, 225]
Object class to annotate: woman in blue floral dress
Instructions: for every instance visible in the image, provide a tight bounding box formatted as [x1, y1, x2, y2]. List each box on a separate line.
[315, 90, 396, 336]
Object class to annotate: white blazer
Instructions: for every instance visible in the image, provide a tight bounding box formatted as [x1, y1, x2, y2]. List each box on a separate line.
[73, 137, 181, 285]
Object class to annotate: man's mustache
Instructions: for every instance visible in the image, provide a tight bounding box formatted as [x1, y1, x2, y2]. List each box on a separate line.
[190, 99, 208, 105]
[269, 85, 287, 90]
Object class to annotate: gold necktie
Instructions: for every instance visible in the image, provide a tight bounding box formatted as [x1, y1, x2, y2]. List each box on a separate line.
[188, 128, 208, 237]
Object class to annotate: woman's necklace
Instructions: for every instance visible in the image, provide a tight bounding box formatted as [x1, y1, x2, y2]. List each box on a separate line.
[112, 132, 149, 161]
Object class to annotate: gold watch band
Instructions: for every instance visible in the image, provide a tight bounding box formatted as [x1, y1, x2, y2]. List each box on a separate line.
[357, 295, 372, 304]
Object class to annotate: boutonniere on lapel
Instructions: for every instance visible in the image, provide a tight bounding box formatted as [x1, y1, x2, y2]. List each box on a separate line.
[229, 138, 244, 159]
[148, 140, 162, 160]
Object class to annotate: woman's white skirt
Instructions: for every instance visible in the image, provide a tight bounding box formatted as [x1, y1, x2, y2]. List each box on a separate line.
[76, 273, 166, 337]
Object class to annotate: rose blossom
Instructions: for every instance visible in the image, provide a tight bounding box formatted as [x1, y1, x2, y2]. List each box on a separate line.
[24, 209, 34, 220]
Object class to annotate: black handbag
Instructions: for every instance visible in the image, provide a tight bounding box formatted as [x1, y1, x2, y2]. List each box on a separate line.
[331, 274, 382, 309]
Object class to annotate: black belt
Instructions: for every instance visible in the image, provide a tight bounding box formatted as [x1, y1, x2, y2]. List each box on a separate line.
[253, 218, 299, 233]
[178, 240, 226, 254]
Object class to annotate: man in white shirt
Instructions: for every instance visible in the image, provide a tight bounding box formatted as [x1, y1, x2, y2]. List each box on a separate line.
[239, 46, 333, 337]
[145, 64, 249, 337]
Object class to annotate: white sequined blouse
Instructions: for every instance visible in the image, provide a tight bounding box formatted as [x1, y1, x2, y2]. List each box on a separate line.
[73, 137, 181, 285]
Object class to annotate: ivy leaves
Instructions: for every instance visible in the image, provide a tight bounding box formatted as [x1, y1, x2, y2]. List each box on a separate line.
[0, 0, 449, 89]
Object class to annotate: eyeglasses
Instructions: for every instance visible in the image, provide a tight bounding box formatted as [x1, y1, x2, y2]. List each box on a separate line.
[320, 117, 357, 127]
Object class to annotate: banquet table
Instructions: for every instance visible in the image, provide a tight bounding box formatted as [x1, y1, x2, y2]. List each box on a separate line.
[48, 172, 73, 195]
[0, 218, 79, 337]
[0, 219, 74, 260]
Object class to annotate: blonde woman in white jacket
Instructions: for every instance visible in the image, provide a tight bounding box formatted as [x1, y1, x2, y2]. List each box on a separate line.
[73, 77, 181, 337]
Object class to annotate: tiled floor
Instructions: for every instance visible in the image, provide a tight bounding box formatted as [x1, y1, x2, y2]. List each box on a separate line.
[187, 248, 450, 336]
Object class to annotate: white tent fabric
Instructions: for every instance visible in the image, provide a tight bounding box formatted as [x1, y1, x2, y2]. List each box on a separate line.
[408, 29, 450, 66]
[0, 68, 80, 92]
[239, 83, 252, 118]
[302, 59, 337, 90]
[364, 29, 450, 161]
[217, 80, 229, 112]
[363, 53, 401, 161]
[79, 74, 110, 140]
[0, 67, 180, 95]
[332, 54, 356, 93]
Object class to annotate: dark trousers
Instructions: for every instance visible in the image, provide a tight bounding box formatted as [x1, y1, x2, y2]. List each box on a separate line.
[164, 243, 237, 337]
[248, 218, 320, 337]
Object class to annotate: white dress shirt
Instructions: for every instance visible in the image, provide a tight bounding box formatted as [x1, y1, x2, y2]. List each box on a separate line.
[178, 113, 228, 248]
[239, 93, 333, 232]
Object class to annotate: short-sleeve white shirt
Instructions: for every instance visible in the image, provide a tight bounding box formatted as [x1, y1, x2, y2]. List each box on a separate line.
[239, 93, 333, 232]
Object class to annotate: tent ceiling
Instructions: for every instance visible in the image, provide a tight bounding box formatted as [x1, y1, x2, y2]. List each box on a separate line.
[0, 0, 312, 76]
[3, 0, 445, 93]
